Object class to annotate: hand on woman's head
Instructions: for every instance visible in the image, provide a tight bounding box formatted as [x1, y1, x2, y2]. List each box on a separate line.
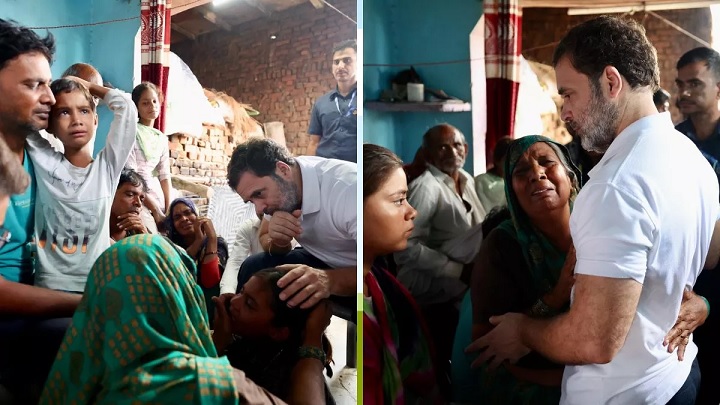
[275, 264, 331, 309]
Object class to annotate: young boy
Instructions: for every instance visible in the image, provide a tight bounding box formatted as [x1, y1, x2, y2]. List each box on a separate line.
[27, 77, 137, 292]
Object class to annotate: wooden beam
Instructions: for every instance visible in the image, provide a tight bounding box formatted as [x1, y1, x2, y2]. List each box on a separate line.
[247, 0, 272, 16]
[197, 6, 233, 31]
[171, 0, 213, 15]
[566, 1, 720, 14]
[308, 0, 324, 8]
[520, 0, 720, 8]
[171, 23, 197, 40]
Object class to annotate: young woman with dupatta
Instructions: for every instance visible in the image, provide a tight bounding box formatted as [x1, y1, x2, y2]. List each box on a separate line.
[125, 82, 172, 226]
[363, 144, 443, 404]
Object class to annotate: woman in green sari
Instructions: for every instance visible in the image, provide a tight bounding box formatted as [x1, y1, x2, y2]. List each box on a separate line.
[38, 234, 296, 404]
[452, 135, 580, 404]
[452, 136, 709, 404]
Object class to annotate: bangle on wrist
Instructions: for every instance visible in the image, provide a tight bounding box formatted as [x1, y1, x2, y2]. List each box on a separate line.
[297, 345, 325, 362]
[701, 295, 711, 316]
[297, 344, 333, 377]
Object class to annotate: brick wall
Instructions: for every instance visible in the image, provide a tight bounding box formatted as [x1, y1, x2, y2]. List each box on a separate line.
[169, 125, 238, 186]
[522, 7, 712, 123]
[172, 0, 357, 155]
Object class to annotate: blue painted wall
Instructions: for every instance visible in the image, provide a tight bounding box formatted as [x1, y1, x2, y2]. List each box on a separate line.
[88, 0, 141, 156]
[0, 0, 140, 155]
[363, 0, 398, 152]
[363, 0, 482, 170]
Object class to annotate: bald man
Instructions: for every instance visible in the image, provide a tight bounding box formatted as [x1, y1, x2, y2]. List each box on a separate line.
[394, 123, 486, 307]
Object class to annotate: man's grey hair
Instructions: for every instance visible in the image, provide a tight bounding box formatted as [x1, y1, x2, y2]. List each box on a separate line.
[421, 123, 466, 149]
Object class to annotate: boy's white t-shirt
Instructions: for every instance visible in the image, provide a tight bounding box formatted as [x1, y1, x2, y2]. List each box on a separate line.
[27, 89, 137, 292]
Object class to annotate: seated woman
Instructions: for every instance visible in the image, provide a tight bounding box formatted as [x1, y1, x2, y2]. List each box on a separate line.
[451, 135, 710, 404]
[166, 197, 228, 324]
[363, 144, 443, 404]
[40, 235, 330, 404]
[212, 269, 335, 403]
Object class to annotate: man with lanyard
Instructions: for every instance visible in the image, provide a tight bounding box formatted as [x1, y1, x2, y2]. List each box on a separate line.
[674, 46, 720, 405]
[307, 39, 357, 163]
[675, 47, 720, 182]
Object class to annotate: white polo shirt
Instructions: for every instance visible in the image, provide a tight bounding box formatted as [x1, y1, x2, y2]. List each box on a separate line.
[563, 112, 719, 404]
[283, 156, 356, 269]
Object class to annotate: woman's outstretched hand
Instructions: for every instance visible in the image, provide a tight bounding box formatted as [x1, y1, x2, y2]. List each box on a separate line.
[664, 289, 708, 361]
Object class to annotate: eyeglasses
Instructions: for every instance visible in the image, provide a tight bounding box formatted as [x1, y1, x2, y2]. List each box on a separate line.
[0, 227, 11, 250]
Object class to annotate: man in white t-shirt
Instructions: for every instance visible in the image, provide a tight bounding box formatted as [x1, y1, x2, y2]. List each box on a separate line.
[467, 16, 719, 405]
[226, 138, 356, 310]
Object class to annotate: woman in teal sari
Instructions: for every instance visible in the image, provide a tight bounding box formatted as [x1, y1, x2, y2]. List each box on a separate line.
[451, 135, 580, 404]
[451, 136, 709, 404]
[38, 234, 295, 404]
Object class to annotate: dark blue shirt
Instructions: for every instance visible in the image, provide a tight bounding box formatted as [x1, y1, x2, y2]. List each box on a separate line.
[675, 119, 720, 177]
[308, 86, 357, 162]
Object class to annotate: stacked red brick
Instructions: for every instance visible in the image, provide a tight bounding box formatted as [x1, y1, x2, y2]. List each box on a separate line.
[168, 125, 239, 186]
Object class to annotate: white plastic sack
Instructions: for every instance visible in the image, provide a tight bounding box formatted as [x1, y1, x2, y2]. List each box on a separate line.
[513, 56, 557, 139]
[164, 52, 225, 137]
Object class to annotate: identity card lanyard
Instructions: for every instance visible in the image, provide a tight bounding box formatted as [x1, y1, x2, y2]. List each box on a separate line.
[335, 89, 357, 117]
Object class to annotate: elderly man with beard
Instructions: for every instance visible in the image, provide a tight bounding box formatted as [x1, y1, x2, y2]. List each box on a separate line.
[468, 16, 720, 405]
[227, 138, 356, 310]
[395, 123, 486, 308]
[394, 124, 486, 396]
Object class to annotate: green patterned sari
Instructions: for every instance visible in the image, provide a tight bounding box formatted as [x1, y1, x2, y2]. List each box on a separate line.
[39, 234, 238, 404]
